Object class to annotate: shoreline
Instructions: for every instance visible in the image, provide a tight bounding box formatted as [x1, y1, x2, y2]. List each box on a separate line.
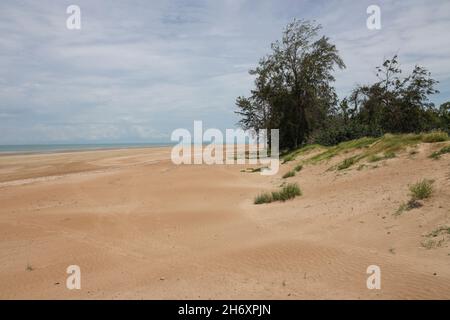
[0, 143, 173, 157]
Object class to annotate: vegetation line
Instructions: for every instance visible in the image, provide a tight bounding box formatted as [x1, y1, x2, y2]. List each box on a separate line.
[234, 19, 449, 152]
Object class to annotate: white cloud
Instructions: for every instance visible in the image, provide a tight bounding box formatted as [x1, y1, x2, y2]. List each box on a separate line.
[0, 0, 449, 143]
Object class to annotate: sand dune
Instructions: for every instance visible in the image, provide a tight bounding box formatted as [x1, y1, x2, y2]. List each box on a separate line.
[0, 144, 449, 299]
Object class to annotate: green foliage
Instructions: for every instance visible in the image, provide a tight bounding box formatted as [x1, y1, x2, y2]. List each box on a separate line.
[271, 183, 302, 201]
[282, 170, 296, 179]
[337, 157, 357, 170]
[236, 20, 447, 152]
[254, 192, 273, 204]
[282, 144, 322, 160]
[429, 145, 450, 159]
[310, 57, 445, 147]
[303, 133, 426, 170]
[312, 117, 371, 147]
[308, 137, 376, 164]
[294, 164, 303, 172]
[235, 20, 345, 150]
[394, 178, 433, 216]
[282, 154, 296, 163]
[409, 179, 434, 200]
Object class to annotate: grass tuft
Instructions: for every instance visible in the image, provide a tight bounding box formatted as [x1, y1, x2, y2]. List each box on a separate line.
[282, 154, 295, 164]
[421, 238, 445, 249]
[337, 157, 357, 170]
[394, 179, 433, 216]
[368, 155, 383, 162]
[383, 151, 396, 159]
[254, 183, 302, 204]
[409, 179, 434, 200]
[282, 170, 296, 179]
[241, 167, 268, 173]
[421, 225, 450, 249]
[254, 192, 273, 204]
[429, 145, 450, 159]
[294, 164, 303, 172]
[425, 226, 450, 238]
[368, 151, 395, 163]
[395, 199, 423, 216]
[281, 144, 323, 164]
[271, 183, 302, 201]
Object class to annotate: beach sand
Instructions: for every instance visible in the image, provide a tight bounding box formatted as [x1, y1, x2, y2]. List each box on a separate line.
[0, 145, 449, 299]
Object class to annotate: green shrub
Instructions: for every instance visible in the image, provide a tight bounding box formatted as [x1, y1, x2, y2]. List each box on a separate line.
[294, 164, 303, 172]
[282, 170, 295, 179]
[422, 130, 449, 143]
[409, 179, 434, 200]
[429, 145, 450, 159]
[311, 119, 372, 146]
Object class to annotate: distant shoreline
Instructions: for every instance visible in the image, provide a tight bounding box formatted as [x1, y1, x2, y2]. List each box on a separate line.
[0, 143, 173, 156]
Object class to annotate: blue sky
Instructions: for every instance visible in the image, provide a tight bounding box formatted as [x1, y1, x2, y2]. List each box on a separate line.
[1, 0, 449, 144]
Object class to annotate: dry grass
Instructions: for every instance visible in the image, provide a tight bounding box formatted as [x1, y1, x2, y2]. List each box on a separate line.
[422, 130, 449, 143]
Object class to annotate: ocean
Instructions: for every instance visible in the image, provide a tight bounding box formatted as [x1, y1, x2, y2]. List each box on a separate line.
[0, 143, 172, 155]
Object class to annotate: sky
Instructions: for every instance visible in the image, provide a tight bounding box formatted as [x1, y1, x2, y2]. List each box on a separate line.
[0, 0, 449, 144]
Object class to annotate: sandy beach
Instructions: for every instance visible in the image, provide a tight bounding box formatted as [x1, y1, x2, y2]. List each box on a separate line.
[0, 144, 449, 299]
